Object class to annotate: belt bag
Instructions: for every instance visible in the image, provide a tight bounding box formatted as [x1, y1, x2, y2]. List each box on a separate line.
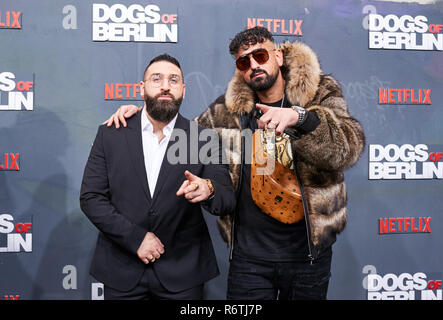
[250, 129, 304, 224]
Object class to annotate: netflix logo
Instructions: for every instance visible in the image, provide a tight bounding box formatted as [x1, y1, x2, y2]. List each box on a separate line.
[0, 153, 19, 171]
[247, 17, 303, 36]
[379, 88, 431, 105]
[0, 11, 22, 29]
[104, 83, 143, 101]
[379, 217, 432, 234]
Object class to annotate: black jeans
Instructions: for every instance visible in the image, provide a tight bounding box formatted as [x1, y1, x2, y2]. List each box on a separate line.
[227, 250, 332, 300]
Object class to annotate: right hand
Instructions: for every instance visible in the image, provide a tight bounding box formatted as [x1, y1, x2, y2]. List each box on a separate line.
[137, 232, 165, 264]
[103, 105, 142, 129]
[176, 170, 212, 203]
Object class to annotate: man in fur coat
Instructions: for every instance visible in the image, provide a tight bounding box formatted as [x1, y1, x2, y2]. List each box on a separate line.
[105, 26, 365, 300]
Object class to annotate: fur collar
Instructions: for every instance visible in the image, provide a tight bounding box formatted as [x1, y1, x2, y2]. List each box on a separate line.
[225, 41, 322, 115]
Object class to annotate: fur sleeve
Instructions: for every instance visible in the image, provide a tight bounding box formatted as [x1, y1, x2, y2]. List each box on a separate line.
[291, 76, 365, 172]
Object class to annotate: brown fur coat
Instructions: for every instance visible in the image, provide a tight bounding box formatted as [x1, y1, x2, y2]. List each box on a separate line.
[196, 41, 365, 255]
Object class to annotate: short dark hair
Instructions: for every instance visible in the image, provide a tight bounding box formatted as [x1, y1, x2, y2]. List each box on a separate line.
[229, 26, 274, 55]
[144, 53, 183, 79]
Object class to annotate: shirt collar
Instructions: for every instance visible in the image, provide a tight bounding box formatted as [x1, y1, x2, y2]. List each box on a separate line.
[141, 108, 178, 138]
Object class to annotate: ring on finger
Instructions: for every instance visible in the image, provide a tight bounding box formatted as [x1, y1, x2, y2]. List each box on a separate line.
[192, 183, 199, 191]
[267, 121, 277, 129]
[270, 120, 279, 126]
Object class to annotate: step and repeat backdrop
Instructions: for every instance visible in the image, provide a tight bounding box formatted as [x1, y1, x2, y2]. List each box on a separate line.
[1, 0, 442, 300]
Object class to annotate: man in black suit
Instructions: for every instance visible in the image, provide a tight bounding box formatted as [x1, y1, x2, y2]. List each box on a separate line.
[80, 54, 235, 300]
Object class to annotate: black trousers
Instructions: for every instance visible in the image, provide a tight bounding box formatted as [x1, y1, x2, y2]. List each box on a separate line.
[104, 265, 204, 300]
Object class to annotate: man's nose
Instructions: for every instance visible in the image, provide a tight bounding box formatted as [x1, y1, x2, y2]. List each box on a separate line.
[160, 78, 171, 90]
[249, 56, 261, 69]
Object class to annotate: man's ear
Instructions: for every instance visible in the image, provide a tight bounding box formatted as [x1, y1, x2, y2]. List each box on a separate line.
[139, 81, 145, 99]
[182, 83, 186, 100]
[275, 48, 284, 67]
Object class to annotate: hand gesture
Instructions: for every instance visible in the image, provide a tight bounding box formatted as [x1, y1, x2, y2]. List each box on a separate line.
[256, 103, 300, 134]
[176, 170, 212, 203]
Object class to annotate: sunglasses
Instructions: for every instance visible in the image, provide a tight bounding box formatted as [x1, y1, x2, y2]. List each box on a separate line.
[235, 48, 275, 71]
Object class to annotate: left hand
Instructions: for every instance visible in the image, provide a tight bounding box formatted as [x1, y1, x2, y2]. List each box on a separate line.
[256, 103, 300, 135]
[176, 170, 212, 203]
[102, 105, 142, 129]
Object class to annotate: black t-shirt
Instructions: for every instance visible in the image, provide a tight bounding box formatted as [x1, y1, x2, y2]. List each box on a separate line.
[234, 97, 319, 262]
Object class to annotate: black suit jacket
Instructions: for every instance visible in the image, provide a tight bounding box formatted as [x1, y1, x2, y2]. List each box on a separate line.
[80, 112, 235, 292]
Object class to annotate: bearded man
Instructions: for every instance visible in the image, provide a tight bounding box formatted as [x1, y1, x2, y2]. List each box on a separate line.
[80, 54, 235, 300]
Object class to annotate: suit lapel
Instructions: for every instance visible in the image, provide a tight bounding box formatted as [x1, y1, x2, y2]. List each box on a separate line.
[151, 113, 189, 205]
[124, 112, 152, 202]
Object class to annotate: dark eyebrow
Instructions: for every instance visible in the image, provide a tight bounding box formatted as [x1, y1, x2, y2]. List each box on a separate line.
[239, 47, 264, 58]
[150, 73, 180, 78]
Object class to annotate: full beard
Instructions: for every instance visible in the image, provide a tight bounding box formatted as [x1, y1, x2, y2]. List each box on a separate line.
[246, 68, 279, 92]
[144, 92, 182, 123]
